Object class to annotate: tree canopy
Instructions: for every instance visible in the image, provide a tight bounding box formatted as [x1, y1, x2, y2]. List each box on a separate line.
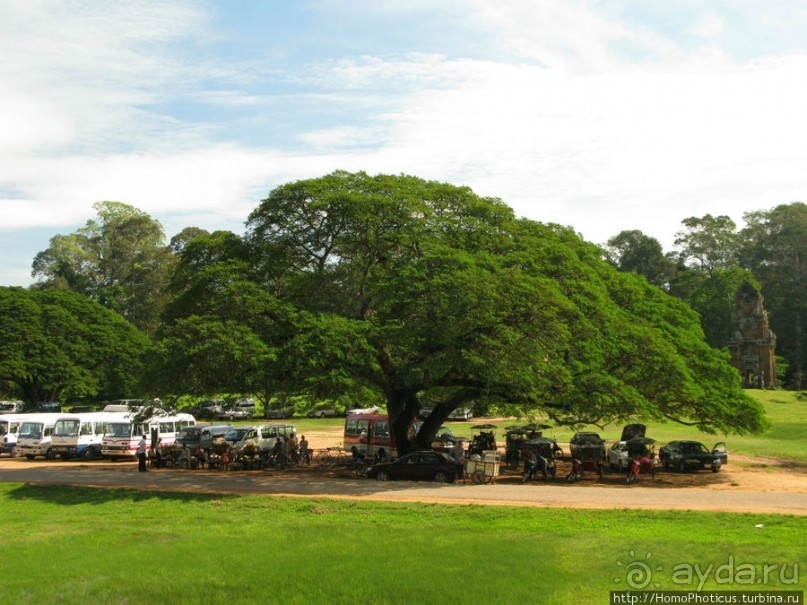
[31, 201, 175, 337]
[0, 287, 150, 403]
[235, 171, 764, 451]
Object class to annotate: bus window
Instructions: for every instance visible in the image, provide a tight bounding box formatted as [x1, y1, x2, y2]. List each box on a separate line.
[80, 422, 93, 436]
[261, 427, 277, 439]
[159, 422, 173, 433]
[375, 421, 389, 438]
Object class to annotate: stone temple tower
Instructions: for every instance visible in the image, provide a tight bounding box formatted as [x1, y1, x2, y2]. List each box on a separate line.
[727, 282, 776, 388]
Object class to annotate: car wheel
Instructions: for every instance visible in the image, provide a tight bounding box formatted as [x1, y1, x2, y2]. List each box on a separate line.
[678, 460, 686, 473]
[434, 471, 449, 483]
[376, 470, 390, 481]
[25, 454, 35, 460]
[662, 459, 670, 470]
[45, 448, 55, 460]
[711, 463, 720, 473]
[83, 447, 95, 460]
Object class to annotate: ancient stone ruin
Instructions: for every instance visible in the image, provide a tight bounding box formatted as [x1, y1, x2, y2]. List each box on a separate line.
[727, 282, 776, 388]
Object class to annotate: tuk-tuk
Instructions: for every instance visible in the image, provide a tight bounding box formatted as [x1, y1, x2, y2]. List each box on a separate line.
[469, 423, 498, 457]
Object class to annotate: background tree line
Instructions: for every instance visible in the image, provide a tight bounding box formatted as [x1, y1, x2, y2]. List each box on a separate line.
[4, 172, 800, 452]
[604, 204, 807, 389]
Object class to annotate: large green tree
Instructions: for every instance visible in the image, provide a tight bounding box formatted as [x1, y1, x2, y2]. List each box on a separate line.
[31, 202, 174, 336]
[0, 287, 150, 403]
[242, 172, 763, 453]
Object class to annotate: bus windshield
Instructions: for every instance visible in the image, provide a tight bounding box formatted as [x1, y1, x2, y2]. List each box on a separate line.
[54, 419, 80, 437]
[105, 423, 132, 438]
[20, 422, 44, 439]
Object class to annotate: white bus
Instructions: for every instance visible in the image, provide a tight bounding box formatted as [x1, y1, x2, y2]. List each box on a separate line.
[51, 411, 130, 460]
[1, 414, 29, 455]
[102, 412, 196, 459]
[15, 413, 63, 459]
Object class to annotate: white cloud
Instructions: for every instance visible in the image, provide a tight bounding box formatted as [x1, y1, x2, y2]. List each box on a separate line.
[3, 0, 807, 288]
[688, 15, 725, 39]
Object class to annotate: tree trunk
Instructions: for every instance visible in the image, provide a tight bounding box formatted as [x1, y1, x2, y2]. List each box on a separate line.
[387, 389, 420, 456]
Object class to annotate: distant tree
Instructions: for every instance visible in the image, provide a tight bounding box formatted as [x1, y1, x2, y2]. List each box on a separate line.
[673, 214, 739, 275]
[738, 203, 807, 387]
[604, 230, 677, 288]
[31, 202, 174, 336]
[0, 287, 150, 403]
[168, 226, 210, 255]
[669, 267, 759, 349]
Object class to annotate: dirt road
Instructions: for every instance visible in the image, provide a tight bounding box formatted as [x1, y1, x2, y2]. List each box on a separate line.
[1, 454, 805, 516]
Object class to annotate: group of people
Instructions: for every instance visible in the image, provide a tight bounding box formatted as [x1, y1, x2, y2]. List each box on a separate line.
[137, 433, 312, 472]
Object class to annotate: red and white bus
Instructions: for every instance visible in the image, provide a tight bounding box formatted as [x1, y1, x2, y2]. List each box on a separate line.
[344, 413, 396, 459]
[344, 413, 427, 459]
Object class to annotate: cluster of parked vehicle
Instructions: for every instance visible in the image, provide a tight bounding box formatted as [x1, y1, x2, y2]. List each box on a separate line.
[0, 404, 197, 461]
[569, 425, 729, 475]
[1, 402, 731, 489]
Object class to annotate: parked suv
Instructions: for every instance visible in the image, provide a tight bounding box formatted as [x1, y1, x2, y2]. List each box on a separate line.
[176, 424, 233, 451]
[218, 398, 256, 420]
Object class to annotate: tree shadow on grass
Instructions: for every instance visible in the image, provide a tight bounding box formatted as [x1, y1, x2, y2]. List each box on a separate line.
[5, 483, 237, 506]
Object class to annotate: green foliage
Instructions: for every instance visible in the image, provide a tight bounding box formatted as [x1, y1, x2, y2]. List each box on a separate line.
[604, 229, 677, 288]
[0, 287, 150, 402]
[673, 214, 739, 273]
[31, 201, 175, 336]
[243, 172, 765, 451]
[739, 203, 807, 387]
[669, 267, 759, 349]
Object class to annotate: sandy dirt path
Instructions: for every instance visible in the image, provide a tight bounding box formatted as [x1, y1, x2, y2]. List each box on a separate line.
[1, 449, 805, 515]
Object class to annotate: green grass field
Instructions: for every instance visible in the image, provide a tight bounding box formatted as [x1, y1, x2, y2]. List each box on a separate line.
[0, 484, 803, 604]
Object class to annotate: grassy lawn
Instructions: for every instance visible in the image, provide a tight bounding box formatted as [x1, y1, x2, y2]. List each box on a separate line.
[0, 484, 803, 604]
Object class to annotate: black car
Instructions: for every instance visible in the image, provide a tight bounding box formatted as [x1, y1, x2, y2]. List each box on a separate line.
[659, 440, 727, 472]
[367, 450, 457, 483]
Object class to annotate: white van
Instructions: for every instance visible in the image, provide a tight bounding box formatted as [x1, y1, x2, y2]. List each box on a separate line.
[0, 401, 24, 414]
[102, 412, 195, 459]
[1, 414, 29, 455]
[51, 411, 129, 460]
[233, 423, 296, 452]
[15, 413, 63, 459]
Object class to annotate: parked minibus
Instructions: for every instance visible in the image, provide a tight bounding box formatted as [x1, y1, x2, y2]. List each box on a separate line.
[343, 413, 398, 459]
[51, 411, 130, 459]
[102, 412, 196, 459]
[1, 414, 29, 455]
[15, 413, 63, 459]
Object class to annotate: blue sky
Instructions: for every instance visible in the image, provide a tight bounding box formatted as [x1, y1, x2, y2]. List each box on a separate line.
[3, 0, 807, 286]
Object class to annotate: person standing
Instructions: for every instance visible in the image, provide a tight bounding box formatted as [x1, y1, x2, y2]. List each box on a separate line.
[137, 434, 148, 472]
